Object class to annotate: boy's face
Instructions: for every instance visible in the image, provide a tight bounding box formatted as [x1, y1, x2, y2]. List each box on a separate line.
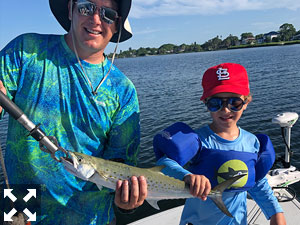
[206, 92, 249, 131]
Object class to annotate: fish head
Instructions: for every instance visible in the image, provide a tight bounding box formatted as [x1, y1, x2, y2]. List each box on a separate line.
[62, 151, 96, 180]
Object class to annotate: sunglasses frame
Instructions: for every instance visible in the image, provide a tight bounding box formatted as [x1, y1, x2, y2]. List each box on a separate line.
[76, 0, 119, 24]
[205, 97, 246, 112]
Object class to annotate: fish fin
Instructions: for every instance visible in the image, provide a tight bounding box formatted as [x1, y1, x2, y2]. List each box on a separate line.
[147, 199, 160, 210]
[149, 165, 165, 172]
[210, 195, 233, 217]
[96, 183, 103, 191]
[210, 174, 246, 217]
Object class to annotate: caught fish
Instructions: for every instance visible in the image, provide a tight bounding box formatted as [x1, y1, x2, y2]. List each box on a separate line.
[62, 152, 245, 217]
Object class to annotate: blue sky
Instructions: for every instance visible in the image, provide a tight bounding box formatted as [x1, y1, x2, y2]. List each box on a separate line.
[1, 0, 300, 54]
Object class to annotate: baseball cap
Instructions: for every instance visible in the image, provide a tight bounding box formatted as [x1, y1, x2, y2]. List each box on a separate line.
[200, 63, 250, 101]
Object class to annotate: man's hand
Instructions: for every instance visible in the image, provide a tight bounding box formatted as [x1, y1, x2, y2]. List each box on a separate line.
[114, 176, 147, 210]
[0, 80, 7, 114]
[184, 174, 211, 201]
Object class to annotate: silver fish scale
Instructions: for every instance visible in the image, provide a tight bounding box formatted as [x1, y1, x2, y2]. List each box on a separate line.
[99, 161, 190, 198]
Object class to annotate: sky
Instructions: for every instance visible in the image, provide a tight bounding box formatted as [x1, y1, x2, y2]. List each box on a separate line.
[0, 0, 300, 54]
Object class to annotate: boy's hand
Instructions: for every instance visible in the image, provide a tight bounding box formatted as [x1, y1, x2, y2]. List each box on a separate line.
[184, 174, 211, 201]
[0, 80, 7, 114]
[270, 212, 286, 225]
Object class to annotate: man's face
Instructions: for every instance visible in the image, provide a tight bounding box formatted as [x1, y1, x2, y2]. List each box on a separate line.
[68, 0, 118, 56]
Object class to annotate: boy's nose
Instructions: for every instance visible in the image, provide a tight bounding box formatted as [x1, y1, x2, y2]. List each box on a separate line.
[220, 103, 231, 112]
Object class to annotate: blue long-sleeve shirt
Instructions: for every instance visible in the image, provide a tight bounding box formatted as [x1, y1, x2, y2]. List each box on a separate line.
[157, 125, 282, 225]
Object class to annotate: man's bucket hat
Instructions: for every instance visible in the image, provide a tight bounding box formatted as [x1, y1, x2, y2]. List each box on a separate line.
[49, 0, 132, 43]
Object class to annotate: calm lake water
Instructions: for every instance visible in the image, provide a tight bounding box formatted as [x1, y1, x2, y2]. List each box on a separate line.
[1, 45, 300, 219]
[114, 44, 300, 197]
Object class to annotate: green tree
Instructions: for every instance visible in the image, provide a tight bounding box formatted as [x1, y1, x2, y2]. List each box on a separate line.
[178, 44, 187, 53]
[145, 47, 157, 55]
[265, 36, 271, 43]
[192, 43, 203, 52]
[222, 34, 239, 48]
[254, 34, 264, 44]
[255, 34, 264, 40]
[158, 44, 176, 54]
[136, 47, 147, 56]
[279, 23, 296, 41]
[241, 32, 254, 40]
[202, 36, 222, 51]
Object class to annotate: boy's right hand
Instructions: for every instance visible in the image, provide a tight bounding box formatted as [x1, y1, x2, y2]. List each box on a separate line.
[184, 174, 211, 201]
[0, 80, 7, 114]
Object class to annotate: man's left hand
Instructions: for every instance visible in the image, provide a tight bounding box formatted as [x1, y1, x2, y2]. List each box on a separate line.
[114, 176, 147, 210]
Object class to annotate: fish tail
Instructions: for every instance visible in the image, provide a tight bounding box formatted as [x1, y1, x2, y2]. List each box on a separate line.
[209, 174, 246, 217]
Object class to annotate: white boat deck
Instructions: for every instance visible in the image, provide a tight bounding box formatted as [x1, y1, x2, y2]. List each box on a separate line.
[247, 188, 300, 225]
[128, 205, 184, 225]
[129, 188, 300, 225]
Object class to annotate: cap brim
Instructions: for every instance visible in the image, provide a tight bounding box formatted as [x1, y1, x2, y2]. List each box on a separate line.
[200, 85, 250, 100]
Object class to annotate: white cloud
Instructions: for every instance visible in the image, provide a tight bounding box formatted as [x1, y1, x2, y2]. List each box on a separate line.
[130, 0, 300, 18]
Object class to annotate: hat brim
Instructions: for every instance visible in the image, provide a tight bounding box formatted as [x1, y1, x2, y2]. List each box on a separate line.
[49, 0, 132, 43]
[200, 85, 250, 101]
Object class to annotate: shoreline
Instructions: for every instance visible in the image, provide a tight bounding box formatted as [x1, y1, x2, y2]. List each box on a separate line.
[227, 40, 300, 50]
[111, 40, 300, 59]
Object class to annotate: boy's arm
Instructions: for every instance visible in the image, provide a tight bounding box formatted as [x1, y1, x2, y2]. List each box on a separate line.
[157, 155, 191, 180]
[157, 156, 211, 199]
[270, 212, 286, 225]
[248, 177, 284, 220]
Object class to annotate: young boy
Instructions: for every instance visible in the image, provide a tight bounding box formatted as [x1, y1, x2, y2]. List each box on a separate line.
[154, 63, 286, 225]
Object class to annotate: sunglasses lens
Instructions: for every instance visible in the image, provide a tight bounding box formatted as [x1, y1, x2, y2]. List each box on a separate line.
[206, 97, 244, 112]
[100, 7, 118, 24]
[77, 2, 96, 16]
[76, 1, 118, 24]
[228, 97, 244, 111]
[206, 98, 222, 112]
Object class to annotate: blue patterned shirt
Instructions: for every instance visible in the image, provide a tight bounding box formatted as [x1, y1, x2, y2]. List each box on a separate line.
[0, 33, 140, 224]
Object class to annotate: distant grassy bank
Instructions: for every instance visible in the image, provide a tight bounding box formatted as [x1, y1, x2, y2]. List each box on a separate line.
[228, 40, 300, 50]
[110, 40, 300, 59]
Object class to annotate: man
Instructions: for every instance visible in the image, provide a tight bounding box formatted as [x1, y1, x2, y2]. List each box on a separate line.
[0, 0, 147, 224]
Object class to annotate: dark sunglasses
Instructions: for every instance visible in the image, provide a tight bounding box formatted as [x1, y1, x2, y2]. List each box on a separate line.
[76, 0, 119, 24]
[205, 97, 246, 112]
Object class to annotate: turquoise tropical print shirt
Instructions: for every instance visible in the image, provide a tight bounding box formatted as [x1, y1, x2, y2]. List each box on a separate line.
[0, 33, 140, 225]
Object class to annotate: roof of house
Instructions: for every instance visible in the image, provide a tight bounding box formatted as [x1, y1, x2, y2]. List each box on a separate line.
[264, 31, 279, 36]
